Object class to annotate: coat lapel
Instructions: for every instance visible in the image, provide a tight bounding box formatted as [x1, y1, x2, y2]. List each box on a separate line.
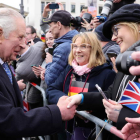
[0, 64, 17, 106]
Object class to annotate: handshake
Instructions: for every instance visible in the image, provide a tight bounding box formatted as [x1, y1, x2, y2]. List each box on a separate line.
[57, 95, 82, 121]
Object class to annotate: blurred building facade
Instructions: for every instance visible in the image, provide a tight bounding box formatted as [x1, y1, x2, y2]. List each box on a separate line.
[1, 0, 140, 35]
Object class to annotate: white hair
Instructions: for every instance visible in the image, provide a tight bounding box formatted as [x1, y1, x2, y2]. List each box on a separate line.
[0, 8, 24, 38]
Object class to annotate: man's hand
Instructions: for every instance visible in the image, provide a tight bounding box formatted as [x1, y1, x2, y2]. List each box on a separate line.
[42, 3, 52, 18]
[121, 117, 140, 140]
[17, 79, 26, 91]
[103, 99, 123, 122]
[57, 96, 77, 121]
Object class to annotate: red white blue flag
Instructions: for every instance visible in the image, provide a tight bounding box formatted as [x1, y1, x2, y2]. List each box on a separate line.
[23, 99, 29, 112]
[118, 81, 140, 114]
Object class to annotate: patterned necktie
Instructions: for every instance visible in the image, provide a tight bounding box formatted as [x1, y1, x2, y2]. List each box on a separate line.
[2, 63, 13, 84]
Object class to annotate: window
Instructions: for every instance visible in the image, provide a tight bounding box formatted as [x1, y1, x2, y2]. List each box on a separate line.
[99, 6, 103, 14]
[63, 4, 66, 10]
[80, 5, 85, 12]
[71, 5, 75, 13]
[52, 9, 55, 14]
[41, 2, 45, 13]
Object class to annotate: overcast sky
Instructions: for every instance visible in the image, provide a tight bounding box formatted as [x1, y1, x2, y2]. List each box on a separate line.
[1, 0, 21, 9]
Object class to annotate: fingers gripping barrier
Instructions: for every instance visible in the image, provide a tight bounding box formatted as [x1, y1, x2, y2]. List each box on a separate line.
[76, 111, 123, 140]
[30, 82, 47, 106]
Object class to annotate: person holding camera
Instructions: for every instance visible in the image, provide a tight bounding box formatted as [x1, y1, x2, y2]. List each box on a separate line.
[93, 0, 135, 29]
[66, 4, 140, 140]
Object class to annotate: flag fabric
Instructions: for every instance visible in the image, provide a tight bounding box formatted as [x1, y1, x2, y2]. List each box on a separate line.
[23, 99, 29, 112]
[118, 81, 140, 114]
[68, 81, 89, 96]
[21, 91, 29, 112]
[41, 34, 45, 42]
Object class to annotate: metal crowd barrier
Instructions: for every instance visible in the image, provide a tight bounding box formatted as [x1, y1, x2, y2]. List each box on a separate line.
[76, 111, 124, 140]
[24, 82, 124, 140]
[30, 82, 48, 106]
[22, 82, 50, 140]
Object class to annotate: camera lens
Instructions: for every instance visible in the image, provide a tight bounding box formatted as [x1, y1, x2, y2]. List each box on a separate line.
[101, 0, 113, 17]
[116, 51, 140, 75]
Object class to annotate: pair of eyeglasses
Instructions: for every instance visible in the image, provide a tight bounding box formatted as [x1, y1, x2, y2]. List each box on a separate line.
[112, 24, 120, 36]
[71, 43, 91, 51]
[26, 33, 32, 35]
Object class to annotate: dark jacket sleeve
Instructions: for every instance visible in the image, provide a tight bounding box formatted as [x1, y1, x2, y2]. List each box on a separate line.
[0, 93, 62, 137]
[46, 67, 70, 104]
[78, 69, 116, 110]
[116, 106, 140, 130]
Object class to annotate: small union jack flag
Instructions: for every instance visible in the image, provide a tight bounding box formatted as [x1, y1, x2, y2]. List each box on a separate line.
[118, 81, 140, 114]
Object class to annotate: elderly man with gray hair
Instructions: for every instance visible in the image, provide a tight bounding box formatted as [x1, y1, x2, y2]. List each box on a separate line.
[0, 8, 76, 140]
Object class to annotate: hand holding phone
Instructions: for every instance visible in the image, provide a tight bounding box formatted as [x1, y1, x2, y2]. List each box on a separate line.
[31, 64, 37, 67]
[95, 84, 108, 100]
[49, 3, 59, 9]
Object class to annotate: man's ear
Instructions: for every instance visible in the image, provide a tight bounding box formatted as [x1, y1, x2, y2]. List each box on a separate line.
[0, 27, 4, 44]
[57, 21, 62, 29]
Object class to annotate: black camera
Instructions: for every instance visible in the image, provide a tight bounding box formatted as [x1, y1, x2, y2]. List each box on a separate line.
[71, 13, 92, 32]
[115, 40, 140, 75]
[97, 0, 113, 22]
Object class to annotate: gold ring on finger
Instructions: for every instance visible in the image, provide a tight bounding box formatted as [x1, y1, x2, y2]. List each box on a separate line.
[135, 132, 139, 138]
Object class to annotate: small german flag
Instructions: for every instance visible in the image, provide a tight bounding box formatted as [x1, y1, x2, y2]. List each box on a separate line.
[68, 81, 89, 96]
[41, 34, 45, 42]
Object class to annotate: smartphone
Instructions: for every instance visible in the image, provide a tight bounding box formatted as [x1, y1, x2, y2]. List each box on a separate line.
[48, 48, 54, 55]
[31, 64, 37, 67]
[107, 52, 117, 59]
[49, 3, 59, 9]
[95, 84, 108, 100]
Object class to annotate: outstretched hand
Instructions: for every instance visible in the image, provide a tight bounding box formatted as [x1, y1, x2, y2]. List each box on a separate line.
[121, 117, 140, 140]
[67, 94, 82, 109]
[81, 18, 91, 31]
[57, 96, 77, 121]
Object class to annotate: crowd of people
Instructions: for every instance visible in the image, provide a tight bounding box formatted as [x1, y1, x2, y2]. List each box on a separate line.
[0, 0, 140, 140]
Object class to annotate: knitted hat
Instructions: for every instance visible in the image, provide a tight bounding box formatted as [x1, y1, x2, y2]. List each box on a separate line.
[103, 4, 140, 39]
[43, 10, 72, 26]
[94, 23, 110, 42]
